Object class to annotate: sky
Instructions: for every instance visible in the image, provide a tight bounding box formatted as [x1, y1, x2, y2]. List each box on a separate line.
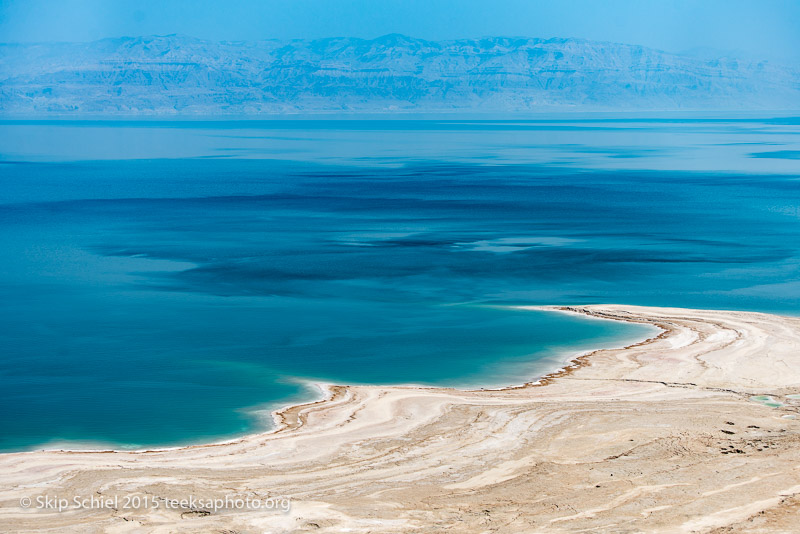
[1, 0, 799, 61]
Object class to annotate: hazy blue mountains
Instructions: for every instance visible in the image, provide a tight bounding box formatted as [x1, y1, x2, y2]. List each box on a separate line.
[1, 34, 798, 114]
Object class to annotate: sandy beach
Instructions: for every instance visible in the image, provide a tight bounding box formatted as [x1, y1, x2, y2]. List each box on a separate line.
[2, 304, 800, 533]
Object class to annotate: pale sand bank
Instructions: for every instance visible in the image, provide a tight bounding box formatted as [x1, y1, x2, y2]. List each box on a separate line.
[1, 305, 800, 533]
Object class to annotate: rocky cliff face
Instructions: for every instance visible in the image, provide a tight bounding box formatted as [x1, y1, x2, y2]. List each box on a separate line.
[1, 34, 798, 114]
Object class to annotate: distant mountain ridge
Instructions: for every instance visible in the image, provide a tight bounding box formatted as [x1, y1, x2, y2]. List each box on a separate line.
[1, 34, 798, 114]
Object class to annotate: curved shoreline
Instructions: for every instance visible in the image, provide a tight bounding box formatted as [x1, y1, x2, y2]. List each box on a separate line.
[270, 306, 665, 435]
[2, 304, 800, 533]
[3, 305, 657, 455]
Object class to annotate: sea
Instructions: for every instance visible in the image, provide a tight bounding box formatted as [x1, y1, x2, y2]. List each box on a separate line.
[0, 116, 798, 451]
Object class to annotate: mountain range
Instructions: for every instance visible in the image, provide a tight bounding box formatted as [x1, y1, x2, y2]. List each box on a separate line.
[1, 34, 798, 114]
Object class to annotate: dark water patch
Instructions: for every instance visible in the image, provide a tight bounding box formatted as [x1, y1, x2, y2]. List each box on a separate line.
[750, 150, 800, 160]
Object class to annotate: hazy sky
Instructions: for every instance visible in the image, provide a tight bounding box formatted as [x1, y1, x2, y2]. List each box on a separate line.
[2, 0, 799, 61]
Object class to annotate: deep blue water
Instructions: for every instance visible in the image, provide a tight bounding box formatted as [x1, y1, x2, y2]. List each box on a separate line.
[0, 117, 798, 451]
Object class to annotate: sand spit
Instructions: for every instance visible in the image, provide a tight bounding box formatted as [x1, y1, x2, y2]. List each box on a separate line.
[2, 304, 800, 533]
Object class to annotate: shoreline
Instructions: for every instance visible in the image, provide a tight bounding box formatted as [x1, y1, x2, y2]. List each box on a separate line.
[3, 304, 800, 533]
[2, 306, 659, 455]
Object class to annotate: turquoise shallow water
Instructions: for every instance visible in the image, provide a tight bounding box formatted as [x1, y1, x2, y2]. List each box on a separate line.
[0, 117, 798, 451]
